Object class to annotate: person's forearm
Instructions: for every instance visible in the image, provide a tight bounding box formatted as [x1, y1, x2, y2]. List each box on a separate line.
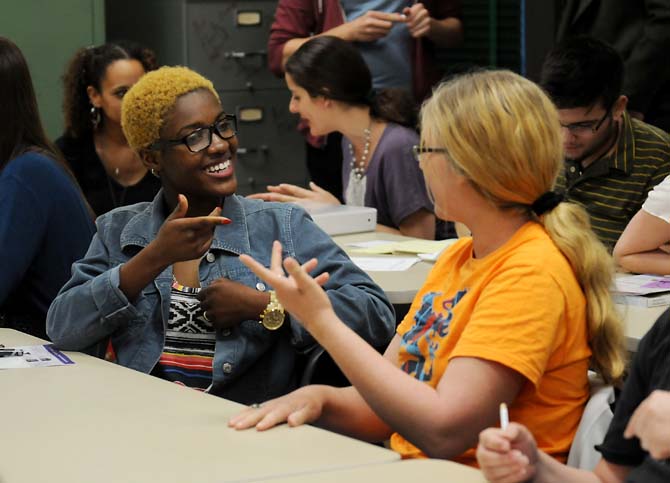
[426, 17, 463, 47]
[617, 251, 670, 275]
[315, 385, 393, 442]
[399, 223, 435, 240]
[533, 452, 607, 483]
[281, 23, 354, 67]
[398, 210, 436, 240]
[119, 244, 169, 301]
[281, 38, 312, 67]
[376, 223, 401, 235]
[248, 290, 271, 320]
[308, 314, 480, 458]
[322, 280, 395, 347]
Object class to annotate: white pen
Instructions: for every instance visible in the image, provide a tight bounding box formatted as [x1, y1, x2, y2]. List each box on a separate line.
[499, 402, 509, 430]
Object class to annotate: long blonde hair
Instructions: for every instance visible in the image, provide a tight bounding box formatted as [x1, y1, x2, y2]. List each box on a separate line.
[421, 70, 625, 385]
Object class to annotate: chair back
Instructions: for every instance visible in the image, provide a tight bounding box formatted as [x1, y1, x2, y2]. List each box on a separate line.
[567, 372, 615, 470]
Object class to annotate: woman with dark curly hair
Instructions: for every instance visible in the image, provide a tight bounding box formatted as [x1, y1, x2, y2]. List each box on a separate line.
[56, 41, 161, 216]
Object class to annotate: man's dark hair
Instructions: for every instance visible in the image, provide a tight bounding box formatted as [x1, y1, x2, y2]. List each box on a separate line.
[540, 36, 623, 111]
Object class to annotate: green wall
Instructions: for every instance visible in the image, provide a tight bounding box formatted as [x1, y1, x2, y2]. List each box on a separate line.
[0, 0, 105, 139]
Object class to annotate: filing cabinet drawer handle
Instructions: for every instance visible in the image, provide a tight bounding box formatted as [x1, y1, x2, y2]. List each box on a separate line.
[237, 146, 268, 156]
[224, 51, 267, 59]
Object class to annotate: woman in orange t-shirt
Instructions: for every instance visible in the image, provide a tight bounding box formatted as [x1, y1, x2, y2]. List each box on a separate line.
[229, 70, 626, 465]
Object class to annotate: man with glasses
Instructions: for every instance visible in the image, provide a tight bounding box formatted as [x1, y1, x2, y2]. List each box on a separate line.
[541, 36, 670, 249]
[555, 0, 670, 133]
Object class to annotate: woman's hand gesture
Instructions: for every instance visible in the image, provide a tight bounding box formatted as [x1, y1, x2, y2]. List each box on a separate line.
[239, 240, 332, 332]
[151, 194, 230, 265]
[119, 195, 230, 302]
[247, 182, 340, 205]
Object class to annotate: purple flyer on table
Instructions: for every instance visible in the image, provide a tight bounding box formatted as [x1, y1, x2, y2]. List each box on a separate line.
[642, 279, 670, 290]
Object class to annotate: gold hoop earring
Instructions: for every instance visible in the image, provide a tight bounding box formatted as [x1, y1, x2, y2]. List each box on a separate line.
[150, 168, 160, 178]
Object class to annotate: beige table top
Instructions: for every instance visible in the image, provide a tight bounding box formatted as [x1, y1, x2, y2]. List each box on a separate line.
[250, 458, 486, 483]
[617, 303, 667, 352]
[0, 329, 399, 483]
[334, 231, 434, 304]
[335, 232, 668, 351]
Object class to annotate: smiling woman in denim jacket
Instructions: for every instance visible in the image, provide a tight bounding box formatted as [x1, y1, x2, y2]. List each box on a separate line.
[46, 66, 395, 405]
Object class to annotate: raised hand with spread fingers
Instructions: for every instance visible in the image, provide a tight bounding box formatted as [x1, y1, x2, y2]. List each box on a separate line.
[118, 193, 229, 301]
[239, 240, 333, 332]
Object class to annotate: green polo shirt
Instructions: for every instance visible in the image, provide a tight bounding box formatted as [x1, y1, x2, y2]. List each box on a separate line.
[556, 112, 670, 250]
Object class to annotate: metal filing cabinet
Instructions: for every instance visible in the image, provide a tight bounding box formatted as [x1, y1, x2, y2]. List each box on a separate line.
[106, 0, 308, 195]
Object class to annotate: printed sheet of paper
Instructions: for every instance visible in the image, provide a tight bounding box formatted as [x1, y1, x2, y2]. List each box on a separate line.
[350, 256, 420, 272]
[346, 240, 397, 254]
[614, 274, 670, 295]
[391, 239, 458, 255]
[0, 344, 74, 370]
[348, 239, 458, 260]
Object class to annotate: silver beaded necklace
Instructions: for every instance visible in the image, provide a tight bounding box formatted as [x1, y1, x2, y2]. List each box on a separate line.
[349, 126, 372, 181]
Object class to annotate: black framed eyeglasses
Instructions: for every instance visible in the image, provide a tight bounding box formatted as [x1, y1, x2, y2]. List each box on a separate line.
[151, 114, 238, 153]
[560, 107, 611, 135]
[412, 145, 448, 163]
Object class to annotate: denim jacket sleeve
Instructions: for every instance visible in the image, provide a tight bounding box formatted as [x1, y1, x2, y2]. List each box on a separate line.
[46, 223, 143, 351]
[286, 206, 395, 349]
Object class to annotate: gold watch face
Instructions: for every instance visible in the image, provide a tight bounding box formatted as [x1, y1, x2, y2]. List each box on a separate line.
[262, 310, 285, 330]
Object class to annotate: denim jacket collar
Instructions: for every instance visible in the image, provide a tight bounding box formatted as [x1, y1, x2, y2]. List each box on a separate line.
[119, 189, 251, 256]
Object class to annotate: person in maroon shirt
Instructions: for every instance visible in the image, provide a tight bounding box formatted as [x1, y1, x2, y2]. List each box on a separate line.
[267, 0, 462, 201]
[268, 0, 463, 101]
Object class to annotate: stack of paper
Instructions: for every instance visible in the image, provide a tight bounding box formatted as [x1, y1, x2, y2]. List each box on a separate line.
[348, 238, 459, 262]
[349, 257, 421, 272]
[612, 274, 670, 307]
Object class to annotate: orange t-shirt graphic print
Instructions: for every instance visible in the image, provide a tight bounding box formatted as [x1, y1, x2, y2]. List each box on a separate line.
[400, 289, 468, 382]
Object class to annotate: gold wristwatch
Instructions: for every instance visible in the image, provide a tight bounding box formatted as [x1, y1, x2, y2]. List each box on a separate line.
[260, 290, 285, 330]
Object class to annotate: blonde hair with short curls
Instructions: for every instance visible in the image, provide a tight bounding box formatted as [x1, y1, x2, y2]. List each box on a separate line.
[421, 70, 625, 385]
[121, 65, 219, 150]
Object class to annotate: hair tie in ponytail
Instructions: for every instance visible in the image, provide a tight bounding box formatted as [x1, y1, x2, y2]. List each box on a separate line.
[531, 191, 563, 216]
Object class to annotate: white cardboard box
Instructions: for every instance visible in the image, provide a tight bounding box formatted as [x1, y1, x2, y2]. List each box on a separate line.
[297, 201, 377, 236]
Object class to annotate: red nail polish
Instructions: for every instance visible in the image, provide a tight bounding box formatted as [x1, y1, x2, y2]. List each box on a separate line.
[221, 217, 232, 224]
